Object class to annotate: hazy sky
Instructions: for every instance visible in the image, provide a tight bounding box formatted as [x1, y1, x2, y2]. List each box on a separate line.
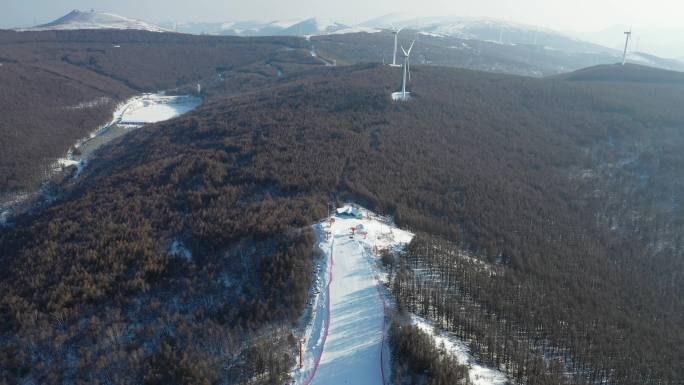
[2, 0, 683, 32]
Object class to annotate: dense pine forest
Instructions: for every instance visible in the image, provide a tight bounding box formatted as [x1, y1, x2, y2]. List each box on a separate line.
[0, 30, 311, 199]
[0, 28, 683, 384]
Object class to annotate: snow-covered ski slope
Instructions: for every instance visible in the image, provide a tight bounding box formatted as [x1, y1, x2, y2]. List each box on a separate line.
[295, 204, 510, 385]
[295, 205, 412, 385]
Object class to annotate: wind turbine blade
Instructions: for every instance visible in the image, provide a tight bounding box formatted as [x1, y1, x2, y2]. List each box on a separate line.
[401, 46, 408, 56]
[407, 40, 416, 55]
[397, 27, 404, 33]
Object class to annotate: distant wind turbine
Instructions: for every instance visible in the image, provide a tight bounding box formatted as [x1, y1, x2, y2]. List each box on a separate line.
[392, 40, 415, 101]
[390, 25, 404, 67]
[622, 29, 632, 65]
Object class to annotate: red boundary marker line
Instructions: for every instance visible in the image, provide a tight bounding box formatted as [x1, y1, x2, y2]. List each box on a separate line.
[374, 277, 389, 385]
[301, 229, 388, 385]
[301, 237, 335, 385]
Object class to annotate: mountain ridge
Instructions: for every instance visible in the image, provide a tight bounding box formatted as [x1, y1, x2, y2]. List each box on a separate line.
[19, 10, 167, 32]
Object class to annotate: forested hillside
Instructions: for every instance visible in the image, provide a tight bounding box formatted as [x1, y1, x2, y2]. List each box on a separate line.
[0, 30, 312, 200]
[1, 62, 682, 383]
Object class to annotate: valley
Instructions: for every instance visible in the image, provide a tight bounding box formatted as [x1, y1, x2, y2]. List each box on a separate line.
[57, 93, 202, 173]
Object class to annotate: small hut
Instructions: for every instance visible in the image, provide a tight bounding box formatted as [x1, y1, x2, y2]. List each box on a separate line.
[336, 206, 363, 219]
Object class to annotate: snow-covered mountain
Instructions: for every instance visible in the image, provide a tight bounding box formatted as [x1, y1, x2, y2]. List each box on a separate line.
[21, 10, 167, 32]
[161, 20, 301, 36]
[279, 18, 349, 36]
[361, 14, 612, 54]
[572, 25, 684, 60]
[162, 18, 356, 37]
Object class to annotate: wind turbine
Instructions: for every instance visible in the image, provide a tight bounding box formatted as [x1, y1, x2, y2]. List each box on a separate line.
[390, 25, 404, 67]
[392, 40, 415, 101]
[622, 29, 632, 65]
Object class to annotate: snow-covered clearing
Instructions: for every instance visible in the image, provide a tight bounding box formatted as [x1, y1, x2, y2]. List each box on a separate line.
[308, 46, 336, 66]
[55, 92, 201, 174]
[0, 193, 29, 226]
[411, 315, 509, 385]
[294, 205, 412, 385]
[294, 204, 509, 385]
[118, 94, 201, 125]
[169, 240, 193, 262]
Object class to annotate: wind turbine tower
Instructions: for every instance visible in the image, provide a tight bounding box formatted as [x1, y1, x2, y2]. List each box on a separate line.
[392, 41, 415, 101]
[622, 29, 632, 65]
[390, 26, 404, 67]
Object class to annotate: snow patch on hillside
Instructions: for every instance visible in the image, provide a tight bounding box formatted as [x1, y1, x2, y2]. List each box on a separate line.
[330, 26, 380, 35]
[411, 315, 509, 385]
[627, 52, 656, 66]
[66, 97, 112, 110]
[170, 240, 192, 261]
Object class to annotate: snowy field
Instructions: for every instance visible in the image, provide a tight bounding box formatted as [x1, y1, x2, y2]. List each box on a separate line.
[294, 204, 509, 385]
[117, 94, 201, 124]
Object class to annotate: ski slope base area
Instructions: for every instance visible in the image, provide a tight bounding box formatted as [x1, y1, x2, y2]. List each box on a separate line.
[293, 204, 509, 385]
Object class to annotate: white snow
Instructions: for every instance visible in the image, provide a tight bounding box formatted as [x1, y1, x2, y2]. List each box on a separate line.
[391, 91, 411, 101]
[267, 19, 302, 29]
[0, 192, 30, 227]
[626, 52, 656, 65]
[56, 158, 81, 168]
[411, 315, 509, 385]
[329, 27, 380, 35]
[294, 205, 413, 385]
[170, 240, 192, 261]
[66, 97, 112, 110]
[281, 18, 349, 36]
[118, 94, 202, 125]
[22, 10, 167, 32]
[419, 31, 446, 38]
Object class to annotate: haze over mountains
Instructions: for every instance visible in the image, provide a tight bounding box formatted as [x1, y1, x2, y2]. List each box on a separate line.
[15, 10, 684, 68]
